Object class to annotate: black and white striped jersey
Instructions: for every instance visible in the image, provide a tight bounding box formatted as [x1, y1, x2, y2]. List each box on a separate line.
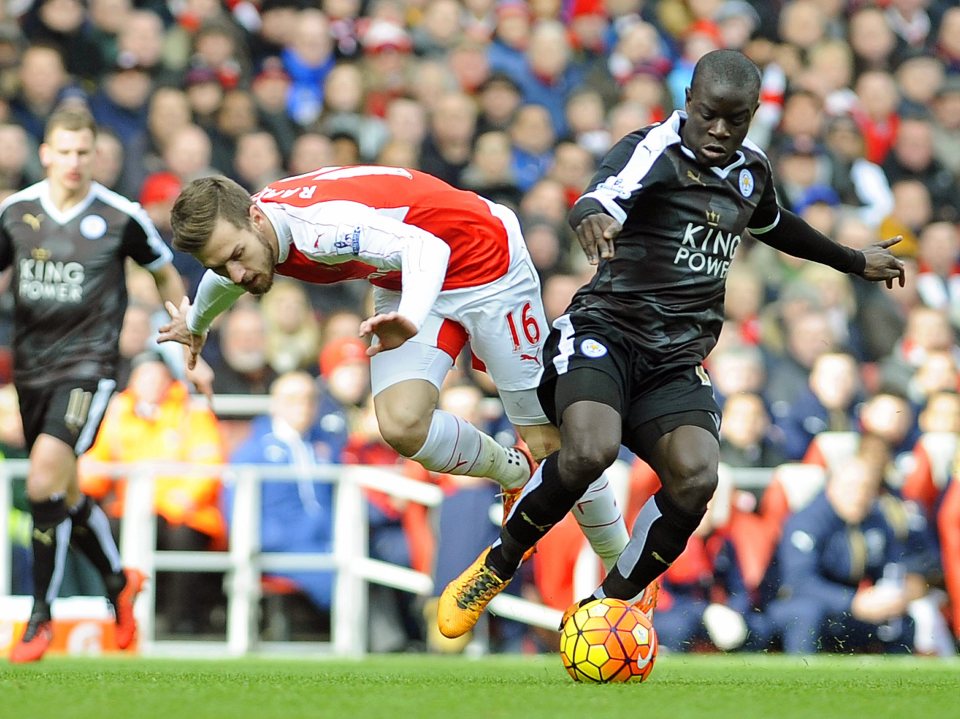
[567, 110, 781, 368]
[0, 180, 172, 388]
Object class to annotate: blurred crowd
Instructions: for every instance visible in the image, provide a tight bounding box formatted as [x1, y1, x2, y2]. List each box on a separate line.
[2, 0, 960, 655]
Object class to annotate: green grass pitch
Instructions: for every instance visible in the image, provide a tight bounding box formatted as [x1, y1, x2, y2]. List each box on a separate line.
[2, 654, 958, 719]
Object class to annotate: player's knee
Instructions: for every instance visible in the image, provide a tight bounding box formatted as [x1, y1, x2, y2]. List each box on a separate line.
[377, 412, 431, 457]
[663, 437, 719, 510]
[516, 423, 560, 462]
[675, 473, 718, 513]
[557, 440, 619, 491]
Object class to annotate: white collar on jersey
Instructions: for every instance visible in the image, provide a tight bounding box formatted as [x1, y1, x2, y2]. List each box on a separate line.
[672, 111, 748, 180]
[256, 201, 293, 264]
[38, 179, 98, 225]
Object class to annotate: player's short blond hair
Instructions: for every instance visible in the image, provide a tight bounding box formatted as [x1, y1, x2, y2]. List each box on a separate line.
[44, 105, 97, 142]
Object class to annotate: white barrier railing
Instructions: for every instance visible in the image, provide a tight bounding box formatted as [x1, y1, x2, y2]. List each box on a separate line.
[1, 443, 777, 657]
[0, 458, 565, 656]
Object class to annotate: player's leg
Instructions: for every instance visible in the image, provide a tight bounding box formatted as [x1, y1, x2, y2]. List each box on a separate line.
[437, 367, 625, 638]
[593, 418, 720, 608]
[490, 386, 623, 579]
[12, 433, 74, 662]
[466, 254, 629, 571]
[512, 416, 628, 571]
[14, 380, 142, 662]
[370, 291, 531, 490]
[372, 375, 528, 488]
[64, 380, 126, 594]
[559, 365, 723, 623]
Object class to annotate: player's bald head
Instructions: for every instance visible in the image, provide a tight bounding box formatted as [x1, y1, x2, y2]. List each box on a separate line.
[690, 50, 762, 104]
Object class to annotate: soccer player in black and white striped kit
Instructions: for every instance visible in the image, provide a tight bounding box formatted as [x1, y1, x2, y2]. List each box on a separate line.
[438, 49, 906, 638]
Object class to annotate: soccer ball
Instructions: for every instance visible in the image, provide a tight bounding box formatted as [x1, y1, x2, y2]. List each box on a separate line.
[559, 598, 658, 684]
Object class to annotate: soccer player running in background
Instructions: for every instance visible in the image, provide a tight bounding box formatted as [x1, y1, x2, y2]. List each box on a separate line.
[0, 105, 213, 662]
[437, 49, 906, 639]
[157, 167, 629, 573]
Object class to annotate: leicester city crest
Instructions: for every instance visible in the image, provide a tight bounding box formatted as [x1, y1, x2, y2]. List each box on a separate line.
[580, 339, 608, 358]
[738, 169, 754, 198]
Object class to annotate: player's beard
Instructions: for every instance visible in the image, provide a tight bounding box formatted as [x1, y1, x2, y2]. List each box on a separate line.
[247, 231, 278, 295]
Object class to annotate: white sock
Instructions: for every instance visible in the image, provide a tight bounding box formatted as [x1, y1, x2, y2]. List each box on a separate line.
[908, 592, 957, 656]
[410, 410, 529, 489]
[572, 474, 629, 571]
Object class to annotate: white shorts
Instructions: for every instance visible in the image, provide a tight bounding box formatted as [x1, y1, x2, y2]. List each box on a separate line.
[369, 202, 549, 426]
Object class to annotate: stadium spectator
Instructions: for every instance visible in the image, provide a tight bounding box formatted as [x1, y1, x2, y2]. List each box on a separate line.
[342, 397, 432, 652]
[881, 115, 960, 223]
[211, 302, 278, 395]
[776, 351, 864, 461]
[767, 454, 942, 654]
[319, 62, 387, 162]
[915, 222, 960, 328]
[763, 308, 840, 420]
[9, 43, 73, 143]
[232, 130, 285, 192]
[848, 5, 901, 76]
[930, 75, 960, 176]
[894, 53, 946, 116]
[719, 392, 786, 469]
[286, 131, 335, 177]
[209, 89, 261, 181]
[22, 0, 104, 82]
[879, 178, 933, 259]
[851, 70, 901, 166]
[418, 90, 477, 187]
[162, 123, 219, 183]
[228, 371, 343, 633]
[80, 351, 226, 636]
[250, 58, 298, 162]
[879, 306, 959, 399]
[88, 56, 153, 149]
[460, 130, 522, 210]
[0, 122, 40, 192]
[261, 279, 321, 376]
[937, 460, 960, 642]
[92, 127, 127, 194]
[823, 114, 894, 229]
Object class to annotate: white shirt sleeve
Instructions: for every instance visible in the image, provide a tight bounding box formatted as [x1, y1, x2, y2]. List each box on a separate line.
[293, 201, 451, 331]
[851, 159, 894, 228]
[186, 269, 247, 334]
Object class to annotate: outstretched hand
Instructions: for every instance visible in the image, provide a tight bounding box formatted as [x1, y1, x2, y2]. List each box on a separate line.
[185, 357, 215, 405]
[574, 213, 621, 265]
[157, 297, 207, 370]
[861, 236, 906, 289]
[359, 312, 418, 357]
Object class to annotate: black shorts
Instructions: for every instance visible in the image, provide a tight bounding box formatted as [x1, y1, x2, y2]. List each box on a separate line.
[16, 377, 116, 454]
[538, 312, 720, 461]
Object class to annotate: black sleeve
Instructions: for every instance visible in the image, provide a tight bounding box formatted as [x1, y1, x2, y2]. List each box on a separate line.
[752, 209, 866, 275]
[746, 163, 780, 233]
[0, 212, 13, 273]
[568, 130, 673, 229]
[120, 209, 172, 269]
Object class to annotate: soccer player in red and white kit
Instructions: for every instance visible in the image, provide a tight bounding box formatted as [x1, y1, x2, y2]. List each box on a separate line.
[159, 166, 629, 570]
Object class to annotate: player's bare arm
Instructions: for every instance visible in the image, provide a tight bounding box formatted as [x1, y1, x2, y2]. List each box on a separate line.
[574, 213, 621, 265]
[151, 262, 189, 313]
[359, 312, 418, 356]
[151, 265, 215, 400]
[859, 236, 906, 289]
